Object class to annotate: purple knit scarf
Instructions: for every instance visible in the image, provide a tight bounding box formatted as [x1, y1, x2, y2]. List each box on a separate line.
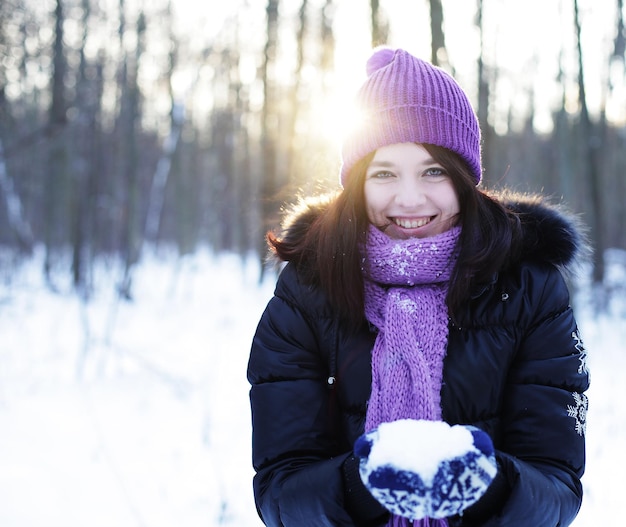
[362, 225, 461, 527]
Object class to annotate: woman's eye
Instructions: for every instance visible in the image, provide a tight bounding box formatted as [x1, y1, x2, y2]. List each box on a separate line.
[424, 167, 447, 178]
[369, 170, 395, 179]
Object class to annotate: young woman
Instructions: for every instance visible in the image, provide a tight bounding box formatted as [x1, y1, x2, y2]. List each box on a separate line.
[247, 47, 589, 527]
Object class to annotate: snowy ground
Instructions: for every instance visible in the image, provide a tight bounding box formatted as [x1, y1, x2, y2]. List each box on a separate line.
[0, 247, 624, 526]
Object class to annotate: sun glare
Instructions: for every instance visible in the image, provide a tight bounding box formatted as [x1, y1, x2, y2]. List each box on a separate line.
[168, 0, 621, 142]
[312, 88, 362, 149]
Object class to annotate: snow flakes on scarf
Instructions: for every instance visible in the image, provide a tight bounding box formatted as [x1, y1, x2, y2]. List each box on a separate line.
[365, 230, 458, 287]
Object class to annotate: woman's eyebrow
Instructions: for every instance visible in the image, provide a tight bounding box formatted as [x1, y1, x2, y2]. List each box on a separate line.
[367, 160, 396, 168]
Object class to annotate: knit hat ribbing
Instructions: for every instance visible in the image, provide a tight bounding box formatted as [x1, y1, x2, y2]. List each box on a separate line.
[340, 47, 482, 185]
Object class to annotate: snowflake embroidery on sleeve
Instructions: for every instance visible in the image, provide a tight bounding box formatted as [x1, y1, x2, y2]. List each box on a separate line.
[572, 329, 589, 376]
[567, 392, 588, 436]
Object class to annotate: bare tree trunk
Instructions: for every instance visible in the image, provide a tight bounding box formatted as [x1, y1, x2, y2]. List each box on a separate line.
[370, 0, 388, 47]
[429, 0, 447, 66]
[144, 104, 184, 243]
[71, 0, 93, 291]
[49, 0, 67, 144]
[613, 0, 625, 60]
[554, 49, 574, 201]
[0, 138, 33, 251]
[44, 0, 68, 284]
[286, 0, 307, 178]
[0, 23, 31, 251]
[145, 4, 186, 246]
[118, 9, 146, 299]
[574, 0, 605, 285]
[321, 0, 335, 73]
[475, 0, 492, 184]
[228, 37, 247, 256]
[258, 0, 280, 278]
[609, 0, 626, 249]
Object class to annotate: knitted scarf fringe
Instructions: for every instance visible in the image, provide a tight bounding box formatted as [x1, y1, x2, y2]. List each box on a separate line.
[389, 517, 449, 527]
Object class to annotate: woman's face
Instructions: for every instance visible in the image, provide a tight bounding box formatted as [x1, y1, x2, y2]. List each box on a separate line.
[364, 142, 460, 239]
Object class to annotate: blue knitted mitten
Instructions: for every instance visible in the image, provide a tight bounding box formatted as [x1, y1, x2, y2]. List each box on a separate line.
[354, 419, 497, 520]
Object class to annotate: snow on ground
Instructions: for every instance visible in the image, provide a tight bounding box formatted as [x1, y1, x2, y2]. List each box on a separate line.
[0, 247, 623, 526]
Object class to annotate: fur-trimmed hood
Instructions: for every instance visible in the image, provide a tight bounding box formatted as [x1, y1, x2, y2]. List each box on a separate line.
[500, 193, 589, 274]
[276, 192, 589, 275]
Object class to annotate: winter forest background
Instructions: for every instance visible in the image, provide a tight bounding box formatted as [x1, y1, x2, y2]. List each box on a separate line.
[1, 0, 626, 525]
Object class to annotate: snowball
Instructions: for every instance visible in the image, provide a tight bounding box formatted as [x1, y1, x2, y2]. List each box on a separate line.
[367, 419, 475, 482]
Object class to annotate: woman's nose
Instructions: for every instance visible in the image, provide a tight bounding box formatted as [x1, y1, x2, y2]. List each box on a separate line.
[395, 178, 426, 208]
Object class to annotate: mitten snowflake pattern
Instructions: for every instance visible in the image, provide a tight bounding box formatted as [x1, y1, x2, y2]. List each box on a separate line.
[355, 419, 498, 520]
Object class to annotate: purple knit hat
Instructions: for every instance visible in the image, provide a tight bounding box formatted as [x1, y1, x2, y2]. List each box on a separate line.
[340, 47, 482, 185]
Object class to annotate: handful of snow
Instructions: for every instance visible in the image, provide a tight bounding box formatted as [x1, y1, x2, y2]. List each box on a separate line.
[355, 419, 497, 520]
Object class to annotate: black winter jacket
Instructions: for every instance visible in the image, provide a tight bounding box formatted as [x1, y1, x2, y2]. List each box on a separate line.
[248, 197, 590, 527]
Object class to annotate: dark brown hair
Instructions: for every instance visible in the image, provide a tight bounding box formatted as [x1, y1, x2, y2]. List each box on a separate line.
[268, 145, 522, 327]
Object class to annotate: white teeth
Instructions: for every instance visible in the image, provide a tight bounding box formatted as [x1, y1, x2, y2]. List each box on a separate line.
[395, 217, 431, 228]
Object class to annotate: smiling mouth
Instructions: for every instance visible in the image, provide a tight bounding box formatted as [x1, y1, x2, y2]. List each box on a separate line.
[393, 217, 434, 229]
